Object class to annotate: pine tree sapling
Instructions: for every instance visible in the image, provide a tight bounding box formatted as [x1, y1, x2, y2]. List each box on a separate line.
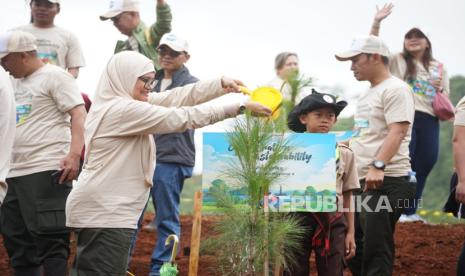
[205, 115, 306, 275]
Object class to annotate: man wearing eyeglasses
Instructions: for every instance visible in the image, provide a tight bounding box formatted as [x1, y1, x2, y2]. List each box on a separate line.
[100, 0, 172, 69]
[144, 33, 198, 276]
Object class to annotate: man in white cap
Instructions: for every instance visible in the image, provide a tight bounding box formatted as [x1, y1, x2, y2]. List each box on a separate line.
[100, 0, 172, 69]
[126, 33, 198, 274]
[16, 0, 86, 78]
[146, 33, 198, 275]
[335, 35, 416, 276]
[0, 30, 86, 276]
[0, 67, 15, 209]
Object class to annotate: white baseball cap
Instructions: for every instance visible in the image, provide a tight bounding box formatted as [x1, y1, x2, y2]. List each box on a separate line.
[100, 0, 139, 21]
[0, 31, 38, 59]
[335, 35, 390, 61]
[158, 33, 189, 53]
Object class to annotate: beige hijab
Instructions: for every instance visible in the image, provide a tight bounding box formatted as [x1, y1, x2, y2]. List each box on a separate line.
[84, 51, 156, 186]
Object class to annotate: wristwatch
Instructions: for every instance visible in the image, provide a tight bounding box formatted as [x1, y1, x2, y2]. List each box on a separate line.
[238, 104, 246, 114]
[371, 160, 386, 170]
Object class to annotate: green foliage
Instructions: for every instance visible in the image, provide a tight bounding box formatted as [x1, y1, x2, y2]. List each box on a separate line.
[202, 210, 306, 275]
[423, 75, 465, 211]
[208, 179, 235, 209]
[332, 116, 354, 131]
[204, 115, 306, 275]
[320, 189, 334, 197]
[272, 100, 293, 133]
[286, 71, 312, 106]
[305, 186, 317, 196]
[224, 115, 289, 207]
[273, 73, 312, 133]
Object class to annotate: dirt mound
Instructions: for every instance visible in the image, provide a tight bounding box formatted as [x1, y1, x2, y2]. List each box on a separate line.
[0, 214, 463, 275]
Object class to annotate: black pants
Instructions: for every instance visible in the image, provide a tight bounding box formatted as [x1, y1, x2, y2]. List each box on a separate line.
[72, 228, 135, 276]
[458, 239, 465, 276]
[348, 176, 416, 276]
[406, 111, 439, 215]
[0, 170, 71, 269]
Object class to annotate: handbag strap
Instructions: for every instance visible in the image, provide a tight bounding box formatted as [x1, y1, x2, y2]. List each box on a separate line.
[434, 62, 444, 93]
[437, 62, 443, 78]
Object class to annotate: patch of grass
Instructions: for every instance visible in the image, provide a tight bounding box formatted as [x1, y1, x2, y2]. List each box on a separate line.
[180, 175, 202, 214]
[144, 174, 201, 215]
[418, 209, 465, 225]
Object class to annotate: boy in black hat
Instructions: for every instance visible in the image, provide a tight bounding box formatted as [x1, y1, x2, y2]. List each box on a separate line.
[284, 89, 360, 276]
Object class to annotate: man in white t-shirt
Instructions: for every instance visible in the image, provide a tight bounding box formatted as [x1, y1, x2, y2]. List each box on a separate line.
[0, 67, 16, 207]
[0, 30, 86, 276]
[335, 35, 416, 276]
[16, 0, 86, 78]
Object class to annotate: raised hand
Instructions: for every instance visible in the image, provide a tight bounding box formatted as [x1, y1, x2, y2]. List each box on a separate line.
[374, 3, 394, 23]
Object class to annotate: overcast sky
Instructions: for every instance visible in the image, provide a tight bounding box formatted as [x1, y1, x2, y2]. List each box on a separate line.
[1, 0, 464, 106]
[2, 0, 465, 173]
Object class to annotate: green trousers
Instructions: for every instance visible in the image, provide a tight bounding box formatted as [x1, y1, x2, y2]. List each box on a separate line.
[348, 176, 416, 276]
[71, 228, 135, 276]
[0, 170, 71, 269]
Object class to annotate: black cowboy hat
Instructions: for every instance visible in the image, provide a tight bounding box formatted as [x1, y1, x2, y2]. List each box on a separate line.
[287, 89, 348, 133]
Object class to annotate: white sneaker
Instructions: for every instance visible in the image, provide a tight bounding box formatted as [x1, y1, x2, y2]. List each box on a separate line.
[398, 214, 411, 223]
[407, 214, 426, 223]
[142, 219, 157, 232]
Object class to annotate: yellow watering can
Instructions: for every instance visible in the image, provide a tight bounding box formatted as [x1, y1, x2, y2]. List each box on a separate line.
[238, 86, 283, 120]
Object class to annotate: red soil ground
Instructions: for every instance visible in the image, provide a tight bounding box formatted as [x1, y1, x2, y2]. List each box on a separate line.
[0, 214, 464, 275]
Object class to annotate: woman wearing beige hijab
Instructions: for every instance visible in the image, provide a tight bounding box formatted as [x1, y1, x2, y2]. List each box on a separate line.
[66, 51, 270, 275]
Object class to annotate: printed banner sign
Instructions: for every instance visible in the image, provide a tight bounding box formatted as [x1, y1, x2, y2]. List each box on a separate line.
[202, 132, 338, 212]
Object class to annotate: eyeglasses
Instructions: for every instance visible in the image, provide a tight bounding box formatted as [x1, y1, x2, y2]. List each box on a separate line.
[157, 47, 184, 58]
[138, 77, 156, 90]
